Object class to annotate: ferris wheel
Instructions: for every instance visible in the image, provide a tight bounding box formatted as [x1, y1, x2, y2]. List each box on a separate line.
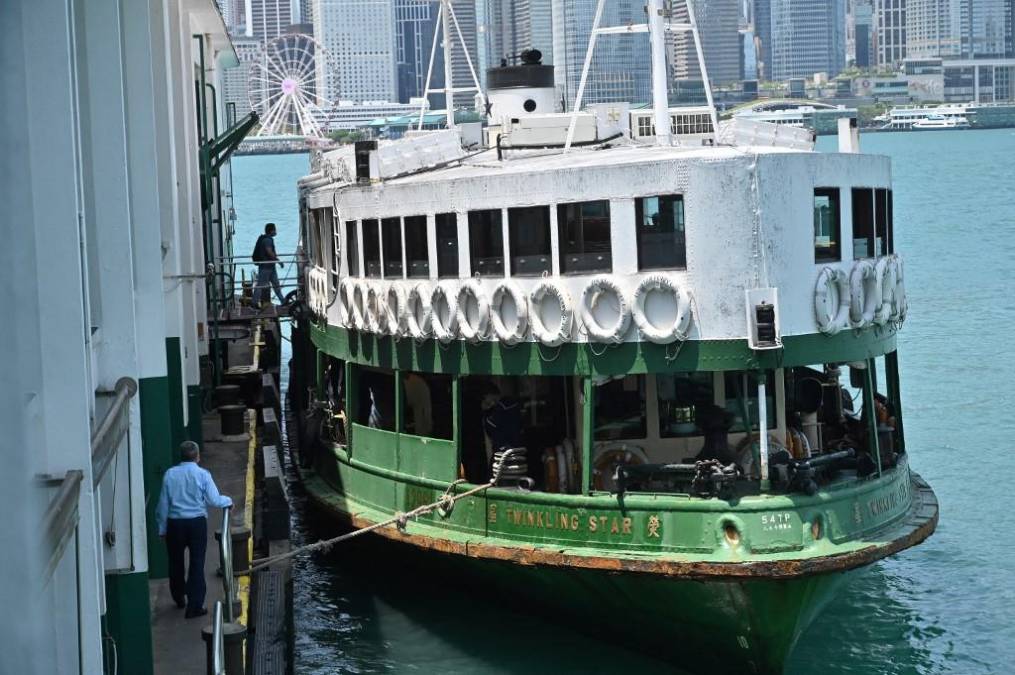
[248, 33, 334, 138]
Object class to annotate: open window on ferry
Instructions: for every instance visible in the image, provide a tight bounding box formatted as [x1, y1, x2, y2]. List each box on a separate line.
[460, 375, 580, 492]
[404, 216, 428, 278]
[851, 188, 875, 258]
[362, 218, 381, 277]
[401, 372, 453, 440]
[436, 212, 458, 278]
[636, 195, 686, 270]
[875, 188, 890, 256]
[345, 220, 360, 276]
[508, 206, 551, 276]
[468, 209, 504, 277]
[381, 217, 403, 278]
[330, 210, 340, 291]
[320, 357, 347, 445]
[352, 365, 395, 431]
[813, 188, 841, 262]
[558, 200, 612, 274]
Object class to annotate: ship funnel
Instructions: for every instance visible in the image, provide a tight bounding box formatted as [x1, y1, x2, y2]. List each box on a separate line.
[485, 50, 557, 122]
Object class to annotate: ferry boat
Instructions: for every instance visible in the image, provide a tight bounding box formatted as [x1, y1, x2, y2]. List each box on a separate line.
[876, 103, 972, 130]
[911, 113, 970, 130]
[289, 3, 938, 672]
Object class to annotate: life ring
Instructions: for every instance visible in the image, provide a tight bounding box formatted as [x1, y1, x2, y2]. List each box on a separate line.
[385, 282, 408, 338]
[339, 278, 356, 328]
[365, 282, 384, 333]
[890, 256, 907, 323]
[849, 260, 878, 328]
[813, 266, 849, 335]
[456, 279, 490, 342]
[632, 274, 693, 344]
[530, 280, 573, 347]
[407, 282, 433, 339]
[351, 280, 367, 331]
[591, 443, 648, 492]
[580, 276, 631, 343]
[734, 433, 788, 479]
[872, 257, 896, 326]
[490, 281, 529, 344]
[430, 282, 459, 343]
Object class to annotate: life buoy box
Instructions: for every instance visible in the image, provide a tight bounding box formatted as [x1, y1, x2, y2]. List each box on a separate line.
[530, 280, 573, 347]
[456, 279, 489, 343]
[365, 282, 383, 333]
[490, 281, 529, 344]
[580, 276, 631, 343]
[351, 280, 367, 331]
[339, 278, 356, 328]
[632, 274, 693, 344]
[890, 255, 907, 323]
[385, 282, 408, 338]
[407, 282, 432, 339]
[872, 257, 896, 326]
[849, 260, 878, 328]
[591, 443, 647, 492]
[813, 266, 849, 335]
[430, 282, 459, 343]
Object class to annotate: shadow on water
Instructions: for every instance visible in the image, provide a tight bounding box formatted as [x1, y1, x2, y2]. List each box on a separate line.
[288, 484, 687, 675]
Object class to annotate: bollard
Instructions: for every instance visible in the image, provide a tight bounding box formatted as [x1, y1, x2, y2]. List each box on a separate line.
[219, 404, 246, 437]
[215, 384, 241, 408]
[215, 526, 252, 573]
[201, 621, 247, 675]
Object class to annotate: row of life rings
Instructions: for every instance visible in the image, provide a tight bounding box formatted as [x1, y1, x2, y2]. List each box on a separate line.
[814, 255, 907, 335]
[334, 274, 695, 345]
[307, 267, 329, 317]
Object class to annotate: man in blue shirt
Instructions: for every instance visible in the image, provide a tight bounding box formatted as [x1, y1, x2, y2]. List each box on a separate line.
[252, 222, 285, 306]
[156, 441, 233, 618]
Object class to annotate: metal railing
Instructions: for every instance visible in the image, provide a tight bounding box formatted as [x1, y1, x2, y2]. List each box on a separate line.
[91, 377, 138, 487]
[40, 470, 84, 585]
[220, 505, 235, 622]
[211, 600, 226, 675]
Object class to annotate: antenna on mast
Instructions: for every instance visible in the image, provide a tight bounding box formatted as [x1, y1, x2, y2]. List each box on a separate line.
[564, 0, 719, 150]
[417, 0, 485, 131]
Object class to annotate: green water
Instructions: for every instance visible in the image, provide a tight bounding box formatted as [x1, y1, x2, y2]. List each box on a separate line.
[231, 128, 1015, 674]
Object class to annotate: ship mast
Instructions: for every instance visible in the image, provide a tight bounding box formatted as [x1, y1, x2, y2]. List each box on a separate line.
[564, 0, 720, 150]
[417, 0, 485, 131]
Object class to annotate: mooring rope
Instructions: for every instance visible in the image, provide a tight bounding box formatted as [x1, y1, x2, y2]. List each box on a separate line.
[237, 448, 523, 576]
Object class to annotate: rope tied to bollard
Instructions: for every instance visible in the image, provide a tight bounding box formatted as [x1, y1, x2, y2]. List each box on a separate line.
[237, 448, 524, 576]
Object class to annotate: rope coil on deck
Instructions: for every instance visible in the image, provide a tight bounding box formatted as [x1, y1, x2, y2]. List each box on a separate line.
[238, 448, 525, 576]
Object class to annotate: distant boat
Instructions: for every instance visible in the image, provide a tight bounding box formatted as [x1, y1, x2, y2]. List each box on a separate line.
[912, 114, 970, 130]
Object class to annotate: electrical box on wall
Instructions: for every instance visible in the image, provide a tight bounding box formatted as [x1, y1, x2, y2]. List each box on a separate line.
[745, 287, 782, 350]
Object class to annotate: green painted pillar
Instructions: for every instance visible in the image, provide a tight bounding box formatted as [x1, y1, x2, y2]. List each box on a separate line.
[166, 337, 186, 462]
[582, 378, 593, 495]
[104, 571, 154, 675]
[139, 376, 173, 578]
[187, 385, 204, 449]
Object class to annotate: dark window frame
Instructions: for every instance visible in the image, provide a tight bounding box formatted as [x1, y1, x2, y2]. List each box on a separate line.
[468, 209, 504, 277]
[404, 215, 429, 278]
[635, 194, 687, 271]
[345, 220, 360, 276]
[400, 371, 454, 440]
[362, 218, 381, 277]
[508, 205, 552, 277]
[875, 188, 889, 257]
[813, 187, 841, 263]
[381, 217, 403, 278]
[557, 200, 613, 274]
[851, 188, 875, 259]
[435, 212, 459, 278]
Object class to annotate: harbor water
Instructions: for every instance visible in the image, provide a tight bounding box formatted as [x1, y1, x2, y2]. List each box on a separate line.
[231, 129, 1015, 674]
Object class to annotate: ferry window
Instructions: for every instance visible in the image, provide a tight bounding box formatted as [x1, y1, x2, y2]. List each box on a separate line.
[345, 220, 360, 276]
[636, 195, 686, 270]
[851, 188, 875, 259]
[508, 206, 551, 276]
[436, 212, 458, 278]
[381, 217, 403, 278]
[875, 188, 889, 257]
[401, 372, 453, 440]
[404, 216, 429, 278]
[353, 367, 396, 431]
[594, 375, 646, 441]
[329, 211, 340, 290]
[813, 188, 841, 262]
[887, 190, 895, 253]
[468, 209, 504, 277]
[558, 200, 612, 274]
[724, 371, 776, 433]
[658, 372, 714, 438]
[362, 218, 381, 277]
[637, 116, 654, 138]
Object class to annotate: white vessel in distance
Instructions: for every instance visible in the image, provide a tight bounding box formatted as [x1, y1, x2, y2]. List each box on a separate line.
[911, 113, 970, 130]
[876, 103, 972, 130]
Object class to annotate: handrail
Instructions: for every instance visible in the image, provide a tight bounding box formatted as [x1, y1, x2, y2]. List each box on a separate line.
[91, 377, 138, 487]
[40, 470, 84, 585]
[212, 600, 226, 675]
[220, 505, 235, 622]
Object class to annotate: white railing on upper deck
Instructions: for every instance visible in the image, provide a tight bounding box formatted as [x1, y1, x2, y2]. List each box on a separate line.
[716, 117, 815, 151]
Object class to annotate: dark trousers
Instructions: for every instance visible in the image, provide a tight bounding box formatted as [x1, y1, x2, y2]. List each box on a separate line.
[166, 516, 208, 610]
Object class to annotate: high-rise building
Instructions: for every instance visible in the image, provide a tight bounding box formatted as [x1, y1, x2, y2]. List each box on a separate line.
[248, 0, 294, 40]
[447, 0, 482, 108]
[671, 0, 743, 85]
[769, 0, 846, 80]
[906, 0, 1010, 59]
[552, 0, 652, 107]
[753, 0, 772, 80]
[873, 0, 906, 66]
[853, 1, 874, 68]
[314, 0, 398, 103]
[478, 0, 554, 71]
[396, 0, 441, 103]
[222, 35, 263, 118]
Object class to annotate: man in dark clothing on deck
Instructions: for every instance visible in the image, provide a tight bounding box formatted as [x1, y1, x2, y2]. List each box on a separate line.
[253, 222, 285, 306]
